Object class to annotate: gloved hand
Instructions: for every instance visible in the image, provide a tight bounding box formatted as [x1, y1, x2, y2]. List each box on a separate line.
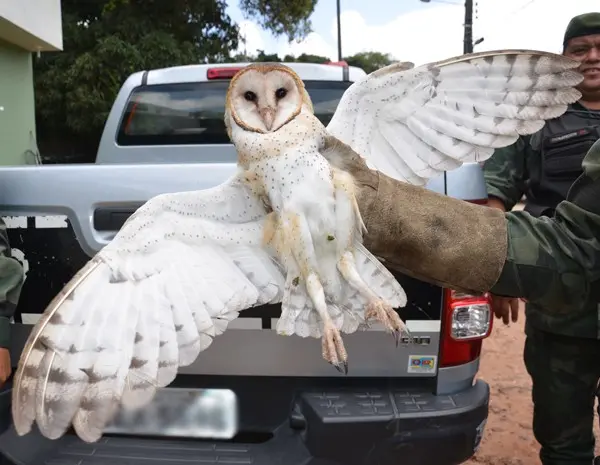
[322, 135, 509, 295]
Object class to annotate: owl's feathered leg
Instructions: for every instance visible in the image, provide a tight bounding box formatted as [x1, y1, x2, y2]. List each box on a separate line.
[332, 169, 411, 345]
[280, 210, 348, 374]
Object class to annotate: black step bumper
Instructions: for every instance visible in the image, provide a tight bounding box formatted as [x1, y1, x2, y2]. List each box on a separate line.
[0, 380, 489, 465]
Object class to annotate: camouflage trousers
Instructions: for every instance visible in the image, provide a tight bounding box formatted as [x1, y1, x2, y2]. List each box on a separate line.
[524, 322, 600, 465]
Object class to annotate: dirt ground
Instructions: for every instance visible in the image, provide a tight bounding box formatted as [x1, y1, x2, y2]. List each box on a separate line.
[465, 315, 600, 464]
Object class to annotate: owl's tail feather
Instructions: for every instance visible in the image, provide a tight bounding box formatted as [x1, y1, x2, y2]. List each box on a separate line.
[351, 241, 407, 309]
[275, 242, 406, 339]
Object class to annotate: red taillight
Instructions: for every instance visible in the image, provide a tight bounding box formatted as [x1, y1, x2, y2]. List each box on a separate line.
[207, 67, 243, 80]
[438, 196, 493, 367]
[439, 289, 493, 368]
[326, 61, 349, 67]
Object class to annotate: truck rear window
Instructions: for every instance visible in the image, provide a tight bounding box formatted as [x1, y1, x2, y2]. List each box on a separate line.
[116, 80, 352, 146]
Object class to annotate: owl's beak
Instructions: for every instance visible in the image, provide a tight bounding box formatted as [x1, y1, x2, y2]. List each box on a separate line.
[260, 107, 275, 131]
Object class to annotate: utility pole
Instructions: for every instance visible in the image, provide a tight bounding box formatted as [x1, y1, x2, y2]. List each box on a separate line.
[463, 0, 473, 54]
[336, 0, 342, 61]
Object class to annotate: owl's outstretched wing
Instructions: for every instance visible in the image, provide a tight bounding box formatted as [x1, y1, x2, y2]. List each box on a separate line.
[12, 174, 285, 443]
[326, 50, 584, 185]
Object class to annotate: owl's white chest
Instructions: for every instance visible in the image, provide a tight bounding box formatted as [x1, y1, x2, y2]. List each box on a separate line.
[249, 145, 334, 216]
[235, 114, 333, 208]
[233, 113, 338, 238]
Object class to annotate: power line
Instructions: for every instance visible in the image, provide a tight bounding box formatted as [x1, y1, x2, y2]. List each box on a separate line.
[505, 0, 538, 19]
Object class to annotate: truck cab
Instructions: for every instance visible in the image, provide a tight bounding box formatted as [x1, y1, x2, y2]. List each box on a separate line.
[0, 61, 493, 465]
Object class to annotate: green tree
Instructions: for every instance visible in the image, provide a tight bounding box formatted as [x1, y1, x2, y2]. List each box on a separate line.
[239, 0, 318, 41]
[34, 0, 318, 162]
[343, 51, 395, 74]
[254, 50, 282, 62]
[294, 53, 329, 64]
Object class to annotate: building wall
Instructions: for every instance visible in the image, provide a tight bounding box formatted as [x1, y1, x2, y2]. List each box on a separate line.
[0, 0, 62, 52]
[0, 39, 37, 166]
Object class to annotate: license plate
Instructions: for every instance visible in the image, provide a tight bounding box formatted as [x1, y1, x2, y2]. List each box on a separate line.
[104, 388, 238, 439]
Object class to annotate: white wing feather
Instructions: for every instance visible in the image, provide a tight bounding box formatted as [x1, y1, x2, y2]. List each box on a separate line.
[326, 50, 584, 185]
[12, 174, 285, 443]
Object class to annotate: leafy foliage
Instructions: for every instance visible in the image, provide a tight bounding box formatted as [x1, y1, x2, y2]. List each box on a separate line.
[231, 50, 330, 64]
[344, 51, 395, 74]
[238, 0, 318, 41]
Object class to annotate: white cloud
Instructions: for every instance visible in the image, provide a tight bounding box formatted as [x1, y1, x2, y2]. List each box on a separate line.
[277, 32, 337, 60]
[475, 0, 599, 53]
[274, 5, 465, 64]
[239, 0, 600, 67]
[235, 20, 266, 56]
[328, 6, 465, 64]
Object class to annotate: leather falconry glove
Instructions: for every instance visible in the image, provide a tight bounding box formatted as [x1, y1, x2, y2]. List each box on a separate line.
[322, 136, 507, 296]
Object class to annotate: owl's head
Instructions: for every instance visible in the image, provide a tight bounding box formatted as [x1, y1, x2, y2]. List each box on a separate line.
[225, 63, 314, 135]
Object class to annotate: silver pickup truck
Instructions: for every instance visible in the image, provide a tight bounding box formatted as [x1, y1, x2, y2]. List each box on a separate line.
[0, 61, 493, 465]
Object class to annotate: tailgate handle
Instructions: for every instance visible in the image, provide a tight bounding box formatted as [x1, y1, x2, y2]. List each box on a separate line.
[93, 207, 138, 231]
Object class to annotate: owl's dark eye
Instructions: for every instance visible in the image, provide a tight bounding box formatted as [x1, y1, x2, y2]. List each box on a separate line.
[275, 88, 287, 99]
[244, 91, 257, 102]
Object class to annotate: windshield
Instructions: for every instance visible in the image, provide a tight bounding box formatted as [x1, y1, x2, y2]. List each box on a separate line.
[116, 80, 351, 146]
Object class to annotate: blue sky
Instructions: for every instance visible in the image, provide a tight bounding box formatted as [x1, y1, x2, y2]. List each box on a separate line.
[223, 0, 600, 66]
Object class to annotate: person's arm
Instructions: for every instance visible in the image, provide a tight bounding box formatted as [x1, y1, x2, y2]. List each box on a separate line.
[491, 144, 600, 312]
[483, 137, 529, 212]
[324, 135, 600, 315]
[0, 218, 25, 384]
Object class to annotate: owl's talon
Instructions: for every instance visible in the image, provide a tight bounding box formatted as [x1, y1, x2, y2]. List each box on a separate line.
[329, 360, 348, 374]
[366, 299, 410, 346]
[322, 323, 348, 375]
[393, 327, 413, 347]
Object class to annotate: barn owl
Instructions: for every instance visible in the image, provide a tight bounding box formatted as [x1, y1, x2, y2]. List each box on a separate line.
[11, 50, 583, 443]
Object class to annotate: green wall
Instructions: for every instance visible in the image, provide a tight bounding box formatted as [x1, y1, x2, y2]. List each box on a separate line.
[0, 39, 37, 166]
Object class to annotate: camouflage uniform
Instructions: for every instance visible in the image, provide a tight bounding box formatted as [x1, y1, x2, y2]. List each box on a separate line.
[484, 116, 600, 464]
[0, 219, 25, 349]
[482, 12, 600, 464]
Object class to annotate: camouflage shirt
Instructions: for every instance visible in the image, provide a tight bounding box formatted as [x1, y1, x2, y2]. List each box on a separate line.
[0, 218, 25, 348]
[491, 137, 600, 339]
